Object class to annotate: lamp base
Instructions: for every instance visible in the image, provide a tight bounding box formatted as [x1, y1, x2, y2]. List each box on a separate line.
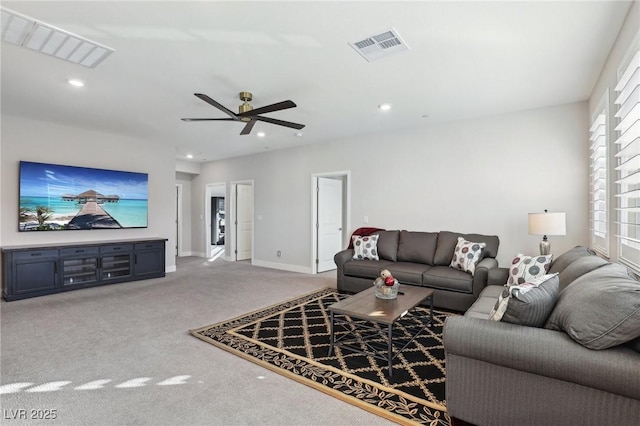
[539, 237, 550, 255]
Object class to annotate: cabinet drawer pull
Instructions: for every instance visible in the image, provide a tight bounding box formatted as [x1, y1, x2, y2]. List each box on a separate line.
[31, 253, 42, 256]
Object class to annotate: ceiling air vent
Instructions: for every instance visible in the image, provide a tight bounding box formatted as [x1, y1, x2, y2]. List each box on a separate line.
[1, 7, 114, 68]
[349, 28, 409, 62]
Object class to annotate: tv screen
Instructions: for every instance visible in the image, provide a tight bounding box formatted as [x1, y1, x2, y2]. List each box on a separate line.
[19, 161, 148, 231]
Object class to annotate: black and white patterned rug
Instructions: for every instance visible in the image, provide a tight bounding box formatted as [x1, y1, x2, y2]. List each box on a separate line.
[191, 287, 454, 425]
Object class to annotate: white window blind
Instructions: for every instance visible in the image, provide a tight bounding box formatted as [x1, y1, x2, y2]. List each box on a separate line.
[589, 95, 608, 256]
[614, 49, 640, 273]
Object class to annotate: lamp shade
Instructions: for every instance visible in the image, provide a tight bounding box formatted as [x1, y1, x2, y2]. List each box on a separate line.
[528, 212, 566, 236]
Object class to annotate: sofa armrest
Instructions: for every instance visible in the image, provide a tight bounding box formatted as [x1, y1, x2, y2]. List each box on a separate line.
[334, 249, 354, 289]
[488, 266, 509, 285]
[443, 316, 640, 400]
[471, 257, 498, 296]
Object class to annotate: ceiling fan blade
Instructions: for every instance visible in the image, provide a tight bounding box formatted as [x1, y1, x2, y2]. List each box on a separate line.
[255, 116, 305, 130]
[238, 100, 297, 117]
[194, 93, 238, 119]
[240, 119, 257, 135]
[181, 118, 236, 122]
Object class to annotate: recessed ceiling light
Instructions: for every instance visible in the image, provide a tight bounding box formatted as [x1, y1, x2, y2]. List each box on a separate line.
[379, 103, 392, 111]
[257, 132, 266, 138]
[186, 154, 193, 159]
[68, 78, 84, 87]
[295, 132, 304, 137]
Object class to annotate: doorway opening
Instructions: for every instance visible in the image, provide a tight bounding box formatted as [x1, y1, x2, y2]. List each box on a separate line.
[311, 172, 350, 274]
[205, 183, 226, 259]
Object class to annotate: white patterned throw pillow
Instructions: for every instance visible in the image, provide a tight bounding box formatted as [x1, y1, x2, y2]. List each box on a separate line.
[352, 234, 380, 260]
[507, 253, 553, 285]
[450, 237, 486, 275]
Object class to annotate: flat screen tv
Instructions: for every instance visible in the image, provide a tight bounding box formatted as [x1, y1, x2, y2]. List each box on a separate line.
[19, 161, 148, 231]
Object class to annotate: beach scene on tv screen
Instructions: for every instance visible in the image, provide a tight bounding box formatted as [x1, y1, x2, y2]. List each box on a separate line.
[19, 161, 148, 231]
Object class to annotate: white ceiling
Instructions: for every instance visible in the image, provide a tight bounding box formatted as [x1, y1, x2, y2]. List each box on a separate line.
[1, 1, 633, 162]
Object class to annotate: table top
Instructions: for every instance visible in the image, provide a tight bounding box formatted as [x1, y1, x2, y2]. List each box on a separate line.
[329, 285, 434, 325]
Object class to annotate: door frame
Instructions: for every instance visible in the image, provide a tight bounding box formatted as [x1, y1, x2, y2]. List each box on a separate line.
[205, 182, 227, 259]
[230, 180, 254, 262]
[311, 171, 350, 274]
[176, 184, 183, 257]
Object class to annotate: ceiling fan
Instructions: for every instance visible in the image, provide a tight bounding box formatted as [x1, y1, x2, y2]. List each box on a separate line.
[181, 91, 305, 135]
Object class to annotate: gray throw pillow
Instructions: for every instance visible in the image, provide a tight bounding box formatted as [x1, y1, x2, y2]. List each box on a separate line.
[545, 263, 640, 350]
[490, 274, 559, 328]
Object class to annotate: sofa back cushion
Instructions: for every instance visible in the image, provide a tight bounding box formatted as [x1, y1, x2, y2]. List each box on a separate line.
[396, 231, 438, 265]
[548, 245, 596, 274]
[545, 263, 640, 350]
[557, 254, 608, 292]
[375, 230, 400, 262]
[433, 231, 499, 266]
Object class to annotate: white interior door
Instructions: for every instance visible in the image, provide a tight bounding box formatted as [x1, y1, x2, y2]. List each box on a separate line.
[235, 184, 253, 261]
[317, 177, 343, 272]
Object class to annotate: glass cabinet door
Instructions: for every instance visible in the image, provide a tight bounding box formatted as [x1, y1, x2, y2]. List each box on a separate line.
[101, 254, 131, 280]
[62, 257, 98, 286]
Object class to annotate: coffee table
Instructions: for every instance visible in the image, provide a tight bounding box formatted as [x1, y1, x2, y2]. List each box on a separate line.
[328, 285, 434, 377]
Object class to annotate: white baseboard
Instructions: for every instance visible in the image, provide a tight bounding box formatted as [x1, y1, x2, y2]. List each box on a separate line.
[166, 265, 177, 273]
[251, 259, 313, 274]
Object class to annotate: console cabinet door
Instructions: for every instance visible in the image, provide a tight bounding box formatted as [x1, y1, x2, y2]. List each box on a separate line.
[134, 241, 165, 279]
[11, 249, 59, 298]
[60, 247, 99, 288]
[100, 244, 133, 282]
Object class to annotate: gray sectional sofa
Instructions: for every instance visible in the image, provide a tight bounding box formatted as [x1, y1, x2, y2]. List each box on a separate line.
[334, 230, 500, 312]
[444, 246, 640, 426]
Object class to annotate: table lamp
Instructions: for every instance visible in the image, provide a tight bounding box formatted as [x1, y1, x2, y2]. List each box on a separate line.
[528, 210, 566, 255]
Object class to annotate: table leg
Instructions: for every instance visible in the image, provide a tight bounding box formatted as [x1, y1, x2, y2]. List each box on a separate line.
[328, 311, 335, 356]
[387, 324, 393, 377]
[429, 294, 434, 327]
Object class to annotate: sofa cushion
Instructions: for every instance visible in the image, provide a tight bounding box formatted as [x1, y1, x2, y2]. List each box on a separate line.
[343, 259, 392, 279]
[507, 254, 553, 285]
[489, 274, 559, 327]
[386, 262, 431, 285]
[626, 337, 640, 353]
[352, 234, 379, 260]
[548, 245, 596, 275]
[434, 231, 499, 266]
[396, 231, 438, 265]
[423, 266, 473, 293]
[450, 237, 487, 276]
[545, 263, 640, 350]
[374, 230, 399, 262]
[557, 254, 608, 292]
[465, 285, 505, 319]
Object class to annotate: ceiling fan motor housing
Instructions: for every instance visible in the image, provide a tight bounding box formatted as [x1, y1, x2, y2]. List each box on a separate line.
[238, 91, 253, 115]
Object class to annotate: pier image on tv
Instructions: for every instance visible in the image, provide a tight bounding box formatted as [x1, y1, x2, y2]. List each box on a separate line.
[19, 161, 148, 231]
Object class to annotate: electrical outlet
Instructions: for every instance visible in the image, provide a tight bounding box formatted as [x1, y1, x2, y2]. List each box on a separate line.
[277, 250, 282, 257]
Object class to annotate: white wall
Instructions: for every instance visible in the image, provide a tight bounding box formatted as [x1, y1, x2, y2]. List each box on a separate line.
[191, 102, 589, 269]
[176, 172, 194, 256]
[1, 115, 176, 272]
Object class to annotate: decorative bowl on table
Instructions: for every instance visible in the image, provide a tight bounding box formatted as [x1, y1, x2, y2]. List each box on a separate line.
[373, 271, 399, 299]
